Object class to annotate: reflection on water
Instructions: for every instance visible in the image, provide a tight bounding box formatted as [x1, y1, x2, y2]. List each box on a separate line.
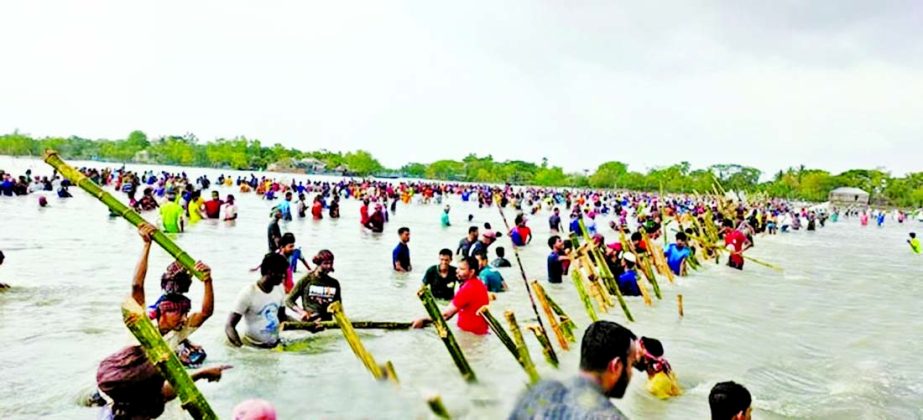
[1, 156, 922, 419]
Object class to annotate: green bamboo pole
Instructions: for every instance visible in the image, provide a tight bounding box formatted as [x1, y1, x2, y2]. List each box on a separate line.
[477, 306, 519, 362]
[121, 298, 217, 420]
[329, 302, 393, 382]
[496, 206, 556, 363]
[282, 321, 412, 331]
[530, 281, 568, 350]
[543, 292, 577, 343]
[382, 361, 400, 383]
[417, 286, 476, 383]
[43, 150, 205, 281]
[427, 395, 451, 419]
[526, 325, 559, 368]
[505, 311, 540, 384]
[570, 268, 598, 322]
[620, 230, 661, 300]
[572, 232, 634, 321]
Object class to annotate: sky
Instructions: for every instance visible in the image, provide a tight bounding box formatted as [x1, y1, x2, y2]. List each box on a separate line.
[1, 1, 921, 178]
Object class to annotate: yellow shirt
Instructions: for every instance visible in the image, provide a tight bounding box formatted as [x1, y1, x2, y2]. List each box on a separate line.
[648, 371, 683, 399]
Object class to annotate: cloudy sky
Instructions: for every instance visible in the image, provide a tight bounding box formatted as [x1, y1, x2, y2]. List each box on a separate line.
[1, 1, 921, 177]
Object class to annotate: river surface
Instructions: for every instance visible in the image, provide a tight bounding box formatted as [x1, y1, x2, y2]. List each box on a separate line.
[1, 156, 922, 419]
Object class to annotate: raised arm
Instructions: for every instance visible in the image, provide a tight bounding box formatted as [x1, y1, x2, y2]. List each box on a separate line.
[131, 224, 157, 307]
[186, 261, 213, 328]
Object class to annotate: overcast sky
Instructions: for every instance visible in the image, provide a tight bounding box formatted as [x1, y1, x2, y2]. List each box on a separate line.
[1, 1, 921, 177]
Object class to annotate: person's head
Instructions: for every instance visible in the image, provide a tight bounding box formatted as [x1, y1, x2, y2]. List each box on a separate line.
[227, 194, 235, 203]
[484, 222, 492, 230]
[273, 209, 282, 220]
[438, 248, 453, 268]
[212, 190, 219, 199]
[631, 232, 642, 244]
[579, 320, 639, 399]
[285, 191, 292, 200]
[444, 205, 450, 213]
[622, 252, 636, 269]
[474, 251, 489, 269]
[468, 226, 479, 240]
[468, 214, 474, 222]
[554, 207, 560, 214]
[278, 233, 296, 256]
[312, 249, 335, 274]
[398, 227, 410, 242]
[722, 219, 734, 231]
[675, 231, 687, 247]
[911, 232, 917, 239]
[260, 252, 290, 287]
[709, 381, 752, 420]
[456, 256, 478, 280]
[514, 213, 525, 226]
[548, 235, 562, 251]
[233, 399, 277, 420]
[496, 246, 506, 258]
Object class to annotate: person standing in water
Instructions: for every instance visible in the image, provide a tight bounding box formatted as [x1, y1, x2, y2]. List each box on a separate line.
[267, 210, 282, 252]
[285, 250, 341, 322]
[203, 190, 224, 219]
[722, 219, 751, 270]
[441, 205, 451, 227]
[223, 194, 238, 221]
[412, 256, 489, 335]
[421, 248, 459, 300]
[392, 227, 412, 272]
[159, 190, 184, 233]
[908, 232, 921, 254]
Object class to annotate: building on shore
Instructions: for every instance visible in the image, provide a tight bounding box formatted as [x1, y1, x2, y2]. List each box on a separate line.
[828, 187, 870, 207]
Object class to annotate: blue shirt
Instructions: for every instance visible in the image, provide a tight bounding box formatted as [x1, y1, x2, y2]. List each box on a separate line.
[508, 376, 628, 420]
[441, 212, 450, 227]
[479, 266, 505, 292]
[617, 270, 641, 296]
[664, 243, 690, 275]
[547, 252, 563, 284]
[392, 242, 411, 271]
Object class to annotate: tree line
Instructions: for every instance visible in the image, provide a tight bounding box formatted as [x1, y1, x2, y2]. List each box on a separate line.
[2, 131, 921, 207]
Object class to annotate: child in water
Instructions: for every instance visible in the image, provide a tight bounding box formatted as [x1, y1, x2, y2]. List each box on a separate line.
[637, 337, 682, 399]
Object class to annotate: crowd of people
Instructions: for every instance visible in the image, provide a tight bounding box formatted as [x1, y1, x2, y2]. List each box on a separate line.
[3, 162, 921, 419]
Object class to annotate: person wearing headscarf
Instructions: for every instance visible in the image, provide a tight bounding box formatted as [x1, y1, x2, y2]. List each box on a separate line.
[285, 250, 341, 322]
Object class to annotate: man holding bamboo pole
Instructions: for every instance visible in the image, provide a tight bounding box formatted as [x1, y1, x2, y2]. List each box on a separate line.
[411, 256, 489, 335]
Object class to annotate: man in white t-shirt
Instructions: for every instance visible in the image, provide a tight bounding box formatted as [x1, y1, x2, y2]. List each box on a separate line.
[225, 253, 293, 348]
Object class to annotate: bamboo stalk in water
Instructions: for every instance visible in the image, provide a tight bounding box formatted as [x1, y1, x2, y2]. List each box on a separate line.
[677, 294, 684, 318]
[328, 302, 395, 383]
[121, 298, 217, 420]
[619, 230, 657, 304]
[526, 325, 559, 368]
[570, 267, 598, 322]
[427, 395, 451, 419]
[530, 281, 568, 350]
[496, 205, 556, 363]
[43, 150, 206, 281]
[541, 289, 577, 343]
[417, 286, 476, 382]
[282, 321, 413, 331]
[477, 306, 520, 364]
[505, 311, 540, 384]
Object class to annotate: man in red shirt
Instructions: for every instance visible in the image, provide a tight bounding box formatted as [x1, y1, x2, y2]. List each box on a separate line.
[203, 190, 224, 219]
[412, 256, 489, 335]
[722, 219, 752, 270]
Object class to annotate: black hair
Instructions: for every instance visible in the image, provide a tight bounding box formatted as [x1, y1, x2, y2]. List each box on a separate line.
[468, 226, 479, 235]
[439, 248, 453, 257]
[260, 252, 290, 277]
[279, 233, 296, 247]
[723, 219, 734, 228]
[580, 321, 637, 373]
[496, 247, 505, 257]
[709, 381, 752, 420]
[631, 232, 642, 242]
[398, 227, 410, 235]
[514, 214, 524, 225]
[911, 232, 917, 238]
[641, 337, 664, 357]
[548, 235, 561, 249]
[459, 256, 478, 271]
[484, 222, 492, 230]
[675, 232, 687, 241]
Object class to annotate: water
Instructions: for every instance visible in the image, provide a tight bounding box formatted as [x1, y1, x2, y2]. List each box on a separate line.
[1, 156, 922, 419]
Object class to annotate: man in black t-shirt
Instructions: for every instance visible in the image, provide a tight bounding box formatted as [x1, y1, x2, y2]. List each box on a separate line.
[421, 248, 458, 300]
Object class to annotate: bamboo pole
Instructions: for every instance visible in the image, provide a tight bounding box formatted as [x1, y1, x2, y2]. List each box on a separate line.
[496, 206, 556, 363]
[382, 361, 399, 383]
[618, 230, 658, 303]
[570, 268, 598, 322]
[542, 290, 577, 343]
[505, 311, 540, 384]
[282, 321, 413, 331]
[43, 150, 206, 281]
[530, 281, 568, 350]
[477, 306, 520, 363]
[642, 229, 675, 285]
[526, 325, 559, 368]
[328, 302, 395, 383]
[427, 395, 451, 419]
[677, 294, 684, 318]
[574, 226, 635, 321]
[121, 298, 217, 420]
[417, 286, 476, 383]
